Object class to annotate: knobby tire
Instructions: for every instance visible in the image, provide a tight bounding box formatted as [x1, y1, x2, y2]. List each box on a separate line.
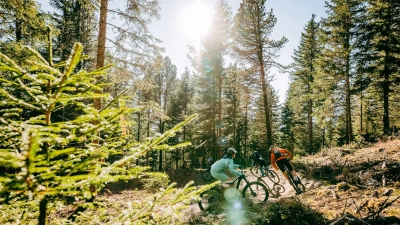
[198, 187, 221, 211]
[242, 181, 269, 204]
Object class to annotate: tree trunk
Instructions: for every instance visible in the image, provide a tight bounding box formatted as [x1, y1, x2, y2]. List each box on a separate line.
[159, 118, 163, 171]
[259, 64, 272, 148]
[146, 108, 150, 166]
[244, 107, 248, 161]
[360, 90, 363, 132]
[15, 19, 22, 41]
[307, 99, 313, 153]
[382, 52, 390, 134]
[233, 85, 237, 148]
[94, 0, 108, 111]
[38, 197, 47, 225]
[345, 27, 353, 144]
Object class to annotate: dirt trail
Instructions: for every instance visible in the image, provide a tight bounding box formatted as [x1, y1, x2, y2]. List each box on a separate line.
[256, 170, 324, 200]
[180, 168, 323, 217]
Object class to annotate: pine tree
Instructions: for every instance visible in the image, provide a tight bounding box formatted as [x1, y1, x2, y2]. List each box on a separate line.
[356, 0, 400, 134]
[280, 100, 296, 153]
[92, 0, 162, 111]
[168, 67, 194, 169]
[318, 0, 364, 144]
[154, 56, 177, 170]
[232, 0, 288, 148]
[187, 0, 233, 158]
[289, 14, 321, 153]
[205, 0, 233, 154]
[0, 0, 47, 42]
[50, 0, 97, 67]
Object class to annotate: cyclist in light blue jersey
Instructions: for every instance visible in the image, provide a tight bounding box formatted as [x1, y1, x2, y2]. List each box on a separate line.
[210, 148, 243, 184]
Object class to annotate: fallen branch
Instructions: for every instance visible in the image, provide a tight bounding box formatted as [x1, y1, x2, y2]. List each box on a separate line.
[381, 189, 392, 197]
[327, 212, 369, 225]
[331, 190, 339, 200]
[341, 198, 348, 216]
[340, 157, 349, 173]
[349, 192, 367, 217]
[355, 184, 367, 189]
[363, 195, 400, 220]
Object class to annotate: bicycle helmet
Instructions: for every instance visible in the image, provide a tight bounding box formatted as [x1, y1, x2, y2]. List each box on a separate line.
[252, 151, 259, 155]
[269, 145, 276, 151]
[226, 147, 237, 156]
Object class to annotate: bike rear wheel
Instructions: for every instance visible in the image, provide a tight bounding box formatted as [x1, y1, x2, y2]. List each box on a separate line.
[242, 181, 269, 204]
[201, 170, 212, 181]
[250, 166, 262, 178]
[198, 187, 221, 211]
[266, 169, 280, 183]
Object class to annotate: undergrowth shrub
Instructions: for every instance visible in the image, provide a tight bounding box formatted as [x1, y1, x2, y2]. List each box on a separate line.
[0, 40, 209, 224]
[141, 173, 170, 192]
[261, 198, 325, 225]
[188, 197, 325, 225]
[336, 168, 361, 185]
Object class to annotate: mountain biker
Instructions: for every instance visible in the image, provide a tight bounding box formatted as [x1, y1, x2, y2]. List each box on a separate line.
[269, 145, 301, 184]
[210, 147, 244, 184]
[206, 158, 213, 171]
[251, 151, 269, 177]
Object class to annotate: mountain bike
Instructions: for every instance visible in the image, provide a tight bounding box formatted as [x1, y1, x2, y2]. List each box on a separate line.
[282, 160, 305, 194]
[198, 167, 269, 211]
[250, 164, 280, 183]
[201, 168, 213, 181]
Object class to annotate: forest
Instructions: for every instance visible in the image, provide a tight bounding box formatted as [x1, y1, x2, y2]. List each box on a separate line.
[0, 0, 399, 224]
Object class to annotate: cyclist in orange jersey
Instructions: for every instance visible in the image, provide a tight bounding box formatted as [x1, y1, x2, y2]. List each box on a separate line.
[269, 145, 301, 184]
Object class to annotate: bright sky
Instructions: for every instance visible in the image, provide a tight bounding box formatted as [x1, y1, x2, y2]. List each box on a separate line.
[150, 0, 327, 103]
[37, 0, 327, 103]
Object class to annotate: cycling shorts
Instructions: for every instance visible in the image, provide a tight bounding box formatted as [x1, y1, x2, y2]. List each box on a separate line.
[276, 158, 293, 172]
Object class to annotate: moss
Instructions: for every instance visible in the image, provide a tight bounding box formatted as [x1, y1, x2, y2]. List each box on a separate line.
[337, 182, 350, 191]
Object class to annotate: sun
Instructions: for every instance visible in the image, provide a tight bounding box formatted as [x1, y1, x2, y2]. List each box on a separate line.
[182, 1, 212, 41]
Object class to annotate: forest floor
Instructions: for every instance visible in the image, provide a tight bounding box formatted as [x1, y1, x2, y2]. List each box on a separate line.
[98, 139, 400, 224]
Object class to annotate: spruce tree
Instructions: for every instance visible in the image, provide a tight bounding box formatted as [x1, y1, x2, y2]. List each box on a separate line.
[0, 41, 202, 224]
[289, 14, 321, 153]
[356, 0, 400, 134]
[50, 0, 97, 67]
[168, 67, 194, 169]
[318, 0, 364, 144]
[205, 0, 233, 153]
[0, 0, 47, 42]
[187, 0, 233, 158]
[232, 0, 288, 148]
[155, 56, 177, 170]
[280, 100, 296, 153]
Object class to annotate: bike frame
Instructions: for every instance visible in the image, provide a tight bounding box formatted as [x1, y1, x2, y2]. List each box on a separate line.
[230, 169, 255, 193]
[198, 168, 269, 210]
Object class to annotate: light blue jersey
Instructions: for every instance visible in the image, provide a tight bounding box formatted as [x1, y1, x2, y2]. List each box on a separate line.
[210, 157, 243, 182]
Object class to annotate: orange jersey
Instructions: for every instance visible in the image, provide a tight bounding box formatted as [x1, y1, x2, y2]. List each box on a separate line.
[270, 148, 292, 170]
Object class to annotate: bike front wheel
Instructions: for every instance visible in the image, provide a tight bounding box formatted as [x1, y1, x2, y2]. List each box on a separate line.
[295, 183, 306, 194]
[250, 166, 262, 178]
[242, 181, 269, 204]
[266, 169, 280, 183]
[201, 170, 213, 181]
[287, 173, 305, 194]
[198, 187, 221, 211]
